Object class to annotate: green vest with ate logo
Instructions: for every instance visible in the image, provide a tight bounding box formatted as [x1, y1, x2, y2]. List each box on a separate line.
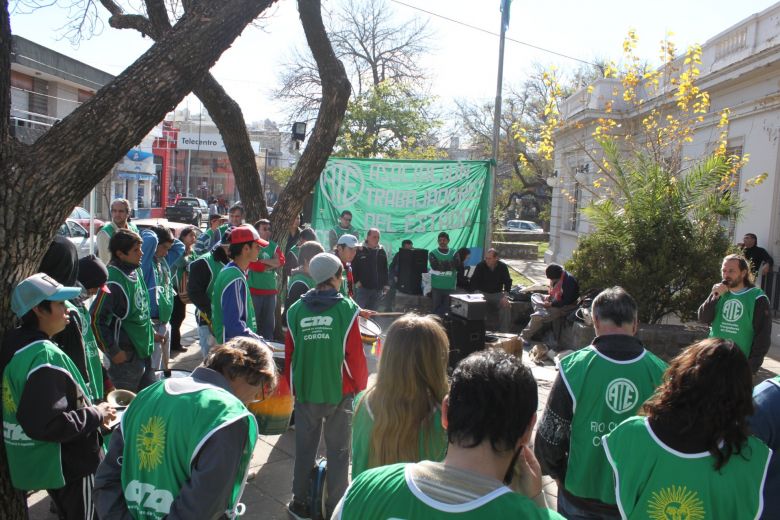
[709, 287, 765, 357]
[559, 345, 667, 504]
[2, 339, 92, 490]
[121, 379, 257, 519]
[108, 265, 154, 358]
[287, 295, 359, 405]
[603, 416, 769, 520]
[153, 259, 175, 323]
[430, 249, 456, 290]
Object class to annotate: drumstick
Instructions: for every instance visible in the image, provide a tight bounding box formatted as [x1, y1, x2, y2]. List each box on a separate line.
[370, 311, 405, 317]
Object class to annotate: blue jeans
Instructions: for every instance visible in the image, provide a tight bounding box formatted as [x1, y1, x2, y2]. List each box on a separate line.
[151, 321, 170, 370]
[108, 352, 155, 393]
[432, 289, 453, 317]
[355, 287, 381, 311]
[557, 491, 621, 520]
[251, 293, 277, 340]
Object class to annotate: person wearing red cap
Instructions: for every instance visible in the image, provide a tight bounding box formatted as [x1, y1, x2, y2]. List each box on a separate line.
[211, 225, 266, 343]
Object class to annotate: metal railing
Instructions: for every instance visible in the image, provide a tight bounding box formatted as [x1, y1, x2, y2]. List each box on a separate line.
[760, 270, 780, 318]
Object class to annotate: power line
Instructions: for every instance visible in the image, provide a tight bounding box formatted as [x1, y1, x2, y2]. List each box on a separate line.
[389, 0, 598, 67]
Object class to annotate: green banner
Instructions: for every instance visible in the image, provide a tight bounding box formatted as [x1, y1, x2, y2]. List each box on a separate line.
[312, 158, 491, 259]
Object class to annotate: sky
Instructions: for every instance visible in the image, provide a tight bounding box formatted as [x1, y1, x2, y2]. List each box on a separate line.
[8, 0, 779, 131]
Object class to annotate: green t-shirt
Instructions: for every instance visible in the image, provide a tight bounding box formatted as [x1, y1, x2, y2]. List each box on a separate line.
[559, 345, 667, 503]
[108, 265, 154, 358]
[2, 339, 92, 490]
[121, 378, 257, 519]
[211, 264, 257, 343]
[603, 416, 770, 520]
[76, 303, 104, 401]
[430, 249, 456, 290]
[709, 287, 766, 357]
[287, 295, 359, 405]
[247, 240, 279, 292]
[340, 463, 564, 519]
[351, 391, 447, 479]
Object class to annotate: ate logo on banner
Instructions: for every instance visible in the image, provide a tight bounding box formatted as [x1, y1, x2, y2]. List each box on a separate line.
[322, 160, 364, 206]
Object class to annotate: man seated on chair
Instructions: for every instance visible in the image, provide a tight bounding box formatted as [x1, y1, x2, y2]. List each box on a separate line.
[519, 263, 579, 350]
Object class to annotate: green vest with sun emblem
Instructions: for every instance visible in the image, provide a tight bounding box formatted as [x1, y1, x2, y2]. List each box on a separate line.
[603, 416, 769, 520]
[120, 378, 257, 519]
[2, 339, 92, 490]
[108, 265, 154, 358]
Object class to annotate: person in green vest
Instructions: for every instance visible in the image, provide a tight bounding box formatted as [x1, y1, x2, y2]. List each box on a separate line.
[94, 336, 278, 519]
[140, 226, 184, 371]
[211, 224, 265, 343]
[428, 231, 457, 317]
[169, 225, 199, 352]
[39, 236, 93, 391]
[96, 198, 140, 264]
[188, 237, 230, 358]
[248, 218, 285, 340]
[333, 233, 358, 298]
[698, 253, 772, 373]
[284, 226, 318, 279]
[283, 240, 325, 324]
[284, 252, 368, 519]
[351, 314, 449, 479]
[328, 209, 357, 250]
[603, 337, 771, 520]
[2, 273, 116, 519]
[91, 229, 156, 392]
[77, 254, 112, 401]
[195, 213, 228, 255]
[333, 348, 564, 519]
[534, 286, 667, 519]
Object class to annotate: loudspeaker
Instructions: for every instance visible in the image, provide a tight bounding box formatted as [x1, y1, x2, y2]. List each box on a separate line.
[398, 248, 428, 295]
[445, 313, 485, 370]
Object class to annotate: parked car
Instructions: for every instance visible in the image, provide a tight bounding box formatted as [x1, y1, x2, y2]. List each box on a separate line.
[164, 197, 209, 226]
[505, 220, 543, 232]
[133, 218, 203, 240]
[69, 206, 104, 235]
[57, 219, 94, 258]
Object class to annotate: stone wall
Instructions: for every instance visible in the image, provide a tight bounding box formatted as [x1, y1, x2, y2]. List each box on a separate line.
[492, 242, 538, 260]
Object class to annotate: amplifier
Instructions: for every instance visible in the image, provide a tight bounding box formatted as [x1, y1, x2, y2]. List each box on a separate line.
[445, 313, 486, 370]
[398, 248, 428, 295]
[449, 293, 487, 321]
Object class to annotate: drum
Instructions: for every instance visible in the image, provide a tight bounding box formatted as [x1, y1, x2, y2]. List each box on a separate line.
[359, 317, 382, 345]
[249, 341, 293, 435]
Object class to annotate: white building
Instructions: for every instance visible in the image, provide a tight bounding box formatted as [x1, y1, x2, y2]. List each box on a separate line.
[547, 3, 780, 267]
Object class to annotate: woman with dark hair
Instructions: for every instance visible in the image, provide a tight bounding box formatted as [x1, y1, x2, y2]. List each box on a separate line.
[169, 225, 198, 352]
[95, 337, 277, 519]
[603, 338, 771, 519]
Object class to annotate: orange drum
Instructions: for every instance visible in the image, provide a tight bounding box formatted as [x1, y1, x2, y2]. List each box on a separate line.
[359, 317, 382, 345]
[248, 341, 293, 435]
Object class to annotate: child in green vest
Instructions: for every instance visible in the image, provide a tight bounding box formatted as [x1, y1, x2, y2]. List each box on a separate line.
[2, 273, 116, 519]
[603, 338, 771, 519]
[94, 337, 277, 519]
[283, 240, 325, 324]
[333, 349, 563, 519]
[248, 218, 285, 340]
[77, 254, 112, 402]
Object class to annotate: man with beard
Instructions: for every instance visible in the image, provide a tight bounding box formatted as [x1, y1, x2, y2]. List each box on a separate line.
[96, 198, 140, 264]
[698, 254, 772, 373]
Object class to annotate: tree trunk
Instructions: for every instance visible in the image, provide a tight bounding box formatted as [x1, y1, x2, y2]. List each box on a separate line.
[0, 1, 277, 516]
[270, 0, 352, 340]
[193, 75, 269, 223]
[270, 0, 351, 242]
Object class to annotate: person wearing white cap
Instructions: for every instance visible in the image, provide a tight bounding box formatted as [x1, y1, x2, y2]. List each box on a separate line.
[1, 273, 116, 519]
[211, 224, 266, 343]
[284, 252, 368, 519]
[334, 233, 359, 298]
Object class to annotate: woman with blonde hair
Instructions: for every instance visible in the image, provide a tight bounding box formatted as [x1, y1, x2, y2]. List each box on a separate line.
[351, 314, 449, 477]
[95, 337, 277, 519]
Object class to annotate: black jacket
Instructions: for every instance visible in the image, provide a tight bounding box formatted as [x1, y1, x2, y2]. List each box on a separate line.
[1, 327, 104, 483]
[352, 245, 389, 290]
[470, 260, 512, 294]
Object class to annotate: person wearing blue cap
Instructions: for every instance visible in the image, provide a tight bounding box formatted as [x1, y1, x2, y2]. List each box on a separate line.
[1, 273, 116, 519]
